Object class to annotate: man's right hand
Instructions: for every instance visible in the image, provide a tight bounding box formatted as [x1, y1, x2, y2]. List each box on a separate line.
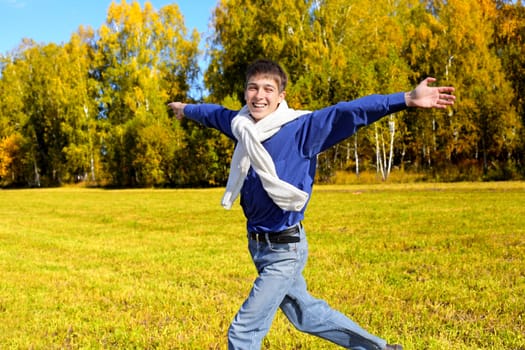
[168, 102, 187, 120]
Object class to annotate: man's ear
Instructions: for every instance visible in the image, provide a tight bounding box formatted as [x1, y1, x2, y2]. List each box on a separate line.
[279, 90, 286, 102]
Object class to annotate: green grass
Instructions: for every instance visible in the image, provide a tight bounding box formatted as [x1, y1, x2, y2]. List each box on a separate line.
[0, 182, 524, 349]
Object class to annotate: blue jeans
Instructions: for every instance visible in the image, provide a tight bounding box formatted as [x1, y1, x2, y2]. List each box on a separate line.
[227, 225, 387, 350]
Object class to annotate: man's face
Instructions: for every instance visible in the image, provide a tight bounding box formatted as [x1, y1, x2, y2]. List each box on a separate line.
[244, 74, 285, 122]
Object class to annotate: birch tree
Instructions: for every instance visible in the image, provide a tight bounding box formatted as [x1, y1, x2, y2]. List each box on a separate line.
[404, 0, 519, 177]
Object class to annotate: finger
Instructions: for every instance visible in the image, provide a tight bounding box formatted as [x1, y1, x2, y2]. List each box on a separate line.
[439, 86, 455, 93]
[438, 97, 455, 106]
[440, 93, 455, 99]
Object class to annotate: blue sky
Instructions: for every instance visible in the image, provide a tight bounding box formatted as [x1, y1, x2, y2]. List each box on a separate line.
[0, 0, 218, 54]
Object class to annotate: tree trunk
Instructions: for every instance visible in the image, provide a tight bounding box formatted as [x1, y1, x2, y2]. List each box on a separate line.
[354, 135, 359, 178]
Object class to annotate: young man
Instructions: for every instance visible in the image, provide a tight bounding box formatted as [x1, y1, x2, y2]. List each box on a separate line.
[168, 59, 455, 350]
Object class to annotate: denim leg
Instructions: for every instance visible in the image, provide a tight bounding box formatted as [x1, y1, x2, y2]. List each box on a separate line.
[279, 232, 387, 350]
[280, 274, 387, 350]
[228, 234, 304, 350]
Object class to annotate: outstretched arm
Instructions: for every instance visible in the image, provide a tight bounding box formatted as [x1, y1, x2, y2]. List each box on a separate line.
[167, 102, 237, 139]
[405, 77, 456, 109]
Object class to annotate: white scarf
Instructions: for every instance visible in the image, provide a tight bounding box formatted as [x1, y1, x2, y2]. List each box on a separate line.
[221, 101, 310, 211]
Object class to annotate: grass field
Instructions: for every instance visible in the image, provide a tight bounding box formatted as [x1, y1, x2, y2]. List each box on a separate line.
[0, 182, 524, 349]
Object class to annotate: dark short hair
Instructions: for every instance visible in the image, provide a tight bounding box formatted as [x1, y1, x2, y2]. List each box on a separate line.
[245, 59, 288, 92]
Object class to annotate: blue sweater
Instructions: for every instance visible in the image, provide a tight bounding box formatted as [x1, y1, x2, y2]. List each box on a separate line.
[184, 92, 407, 233]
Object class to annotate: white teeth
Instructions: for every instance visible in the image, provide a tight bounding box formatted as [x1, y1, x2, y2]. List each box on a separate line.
[253, 103, 266, 108]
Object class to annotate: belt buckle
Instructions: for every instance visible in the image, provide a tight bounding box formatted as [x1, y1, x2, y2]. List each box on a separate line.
[252, 232, 265, 243]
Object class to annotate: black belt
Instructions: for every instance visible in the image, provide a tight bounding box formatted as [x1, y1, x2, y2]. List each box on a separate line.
[249, 223, 301, 243]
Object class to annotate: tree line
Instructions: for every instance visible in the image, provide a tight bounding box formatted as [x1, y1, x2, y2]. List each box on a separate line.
[0, 0, 523, 188]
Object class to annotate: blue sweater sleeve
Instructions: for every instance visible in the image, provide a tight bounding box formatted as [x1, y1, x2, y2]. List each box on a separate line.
[298, 92, 406, 157]
[183, 104, 238, 139]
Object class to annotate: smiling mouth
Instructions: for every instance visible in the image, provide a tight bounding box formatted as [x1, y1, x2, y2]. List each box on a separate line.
[252, 103, 267, 109]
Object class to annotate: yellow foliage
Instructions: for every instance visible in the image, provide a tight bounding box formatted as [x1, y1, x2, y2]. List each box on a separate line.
[0, 134, 23, 179]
